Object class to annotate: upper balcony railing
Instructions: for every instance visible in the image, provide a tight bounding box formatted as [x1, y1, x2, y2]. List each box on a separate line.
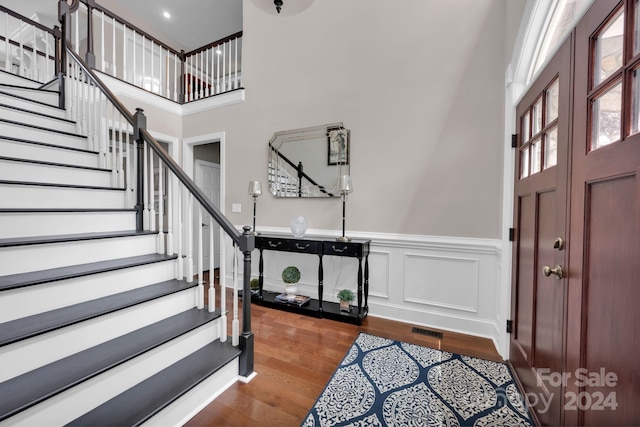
[0, 6, 61, 84]
[65, 0, 242, 103]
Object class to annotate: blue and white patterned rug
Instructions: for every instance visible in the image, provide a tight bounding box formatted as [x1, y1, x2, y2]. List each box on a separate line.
[302, 332, 533, 426]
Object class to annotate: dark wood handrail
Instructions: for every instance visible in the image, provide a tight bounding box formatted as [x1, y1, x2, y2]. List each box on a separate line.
[63, 41, 249, 249]
[269, 144, 334, 196]
[78, 0, 182, 57]
[184, 31, 243, 57]
[0, 5, 58, 35]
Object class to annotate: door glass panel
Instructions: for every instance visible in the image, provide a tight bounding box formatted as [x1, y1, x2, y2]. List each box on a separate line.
[532, 97, 543, 136]
[531, 138, 542, 174]
[635, 0, 640, 55]
[594, 9, 624, 86]
[546, 80, 559, 124]
[545, 126, 558, 169]
[591, 81, 622, 150]
[521, 148, 530, 178]
[630, 67, 640, 135]
[522, 111, 530, 144]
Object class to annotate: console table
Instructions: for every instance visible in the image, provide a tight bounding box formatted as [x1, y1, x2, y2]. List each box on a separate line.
[251, 234, 370, 325]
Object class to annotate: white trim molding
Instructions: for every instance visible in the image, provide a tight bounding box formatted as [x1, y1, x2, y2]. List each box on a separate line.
[229, 227, 506, 357]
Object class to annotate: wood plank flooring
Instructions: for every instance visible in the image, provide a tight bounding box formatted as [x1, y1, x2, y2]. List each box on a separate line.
[185, 278, 502, 426]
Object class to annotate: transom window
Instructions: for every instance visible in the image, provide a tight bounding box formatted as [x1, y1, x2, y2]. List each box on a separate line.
[520, 78, 559, 178]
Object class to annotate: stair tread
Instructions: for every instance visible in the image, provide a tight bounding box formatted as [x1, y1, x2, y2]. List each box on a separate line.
[0, 229, 154, 248]
[0, 117, 85, 139]
[0, 155, 111, 172]
[0, 135, 97, 155]
[67, 339, 240, 427]
[0, 308, 223, 421]
[0, 253, 175, 291]
[0, 278, 196, 347]
[0, 89, 63, 110]
[0, 102, 75, 125]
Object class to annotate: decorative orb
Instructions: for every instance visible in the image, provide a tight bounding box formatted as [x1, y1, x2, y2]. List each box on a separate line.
[290, 216, 308, 237]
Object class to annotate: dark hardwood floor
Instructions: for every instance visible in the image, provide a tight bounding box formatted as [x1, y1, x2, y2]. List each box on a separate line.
[185, 274, 502, 426]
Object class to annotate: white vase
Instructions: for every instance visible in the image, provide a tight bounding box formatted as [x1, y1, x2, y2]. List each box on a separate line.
[285, 284, 298, 300]
[290, 216, 308, 237]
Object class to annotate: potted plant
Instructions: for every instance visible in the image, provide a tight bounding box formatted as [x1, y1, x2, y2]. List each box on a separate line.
[282, 266, 301, 300]
[337, 289, 354, 312]
[250, 278, 260, 295]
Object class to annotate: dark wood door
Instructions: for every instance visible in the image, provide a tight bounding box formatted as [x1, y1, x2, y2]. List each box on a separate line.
[566, 0, 640, 424]
[510, 37, 572, 427]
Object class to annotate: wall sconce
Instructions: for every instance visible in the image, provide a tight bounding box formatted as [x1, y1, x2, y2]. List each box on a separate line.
[337, 175, 353, 242]
[248, 180, 262, 234]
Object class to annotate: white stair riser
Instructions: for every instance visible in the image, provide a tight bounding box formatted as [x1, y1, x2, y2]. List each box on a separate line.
[0, 121, 86, 150]
[0, 184, 127, 209]
[0, 211, 136, 239]
[0, 234, 157, 276]
[5, 321, 221, 427]
[0, 260, 177, 323]
[0, 138, 98, 168]
[0, 105, 77, 133]
[146, 358, 238, 427]
[0, 87, 59, 106]
[0, 159, 112, 188]
[0, 92, 67, 119]
[0, 72, 43, 89]
[0, 289, 201, 383]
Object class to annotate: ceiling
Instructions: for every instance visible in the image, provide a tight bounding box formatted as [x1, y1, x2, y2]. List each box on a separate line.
[2, 0, 243, 51]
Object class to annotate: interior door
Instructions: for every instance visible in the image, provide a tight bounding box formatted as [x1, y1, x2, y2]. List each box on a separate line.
[510, 37, 572, 426]
[567, 1, 640, 424]
[195, 160, 221, 270]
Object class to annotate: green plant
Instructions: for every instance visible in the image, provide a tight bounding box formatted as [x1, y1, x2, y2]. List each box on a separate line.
[250, 278, 259, 290]
[337, 289, 354, 302]
[281, 266, 301, 284]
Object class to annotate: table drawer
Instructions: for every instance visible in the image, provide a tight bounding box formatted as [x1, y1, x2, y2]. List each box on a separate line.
[323, 241, 364, 257]
[257, 236, 321, 254]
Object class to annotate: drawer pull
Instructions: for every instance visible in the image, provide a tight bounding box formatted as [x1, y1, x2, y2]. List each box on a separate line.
[332, 245, 348, 253]
[296, 243, 310, 250]
[268, 241, 282, 248]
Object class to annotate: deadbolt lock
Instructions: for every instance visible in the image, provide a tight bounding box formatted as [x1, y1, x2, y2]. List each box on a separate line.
[553, 237, 564, 250]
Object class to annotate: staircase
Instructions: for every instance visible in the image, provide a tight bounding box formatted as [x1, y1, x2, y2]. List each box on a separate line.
[0, 70, 241, 426]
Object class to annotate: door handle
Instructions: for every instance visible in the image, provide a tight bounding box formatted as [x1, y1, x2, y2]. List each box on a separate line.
[543, 264, 564, 279]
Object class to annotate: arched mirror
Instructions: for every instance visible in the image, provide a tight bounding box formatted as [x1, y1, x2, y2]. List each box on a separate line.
[268, 123, 350, 197]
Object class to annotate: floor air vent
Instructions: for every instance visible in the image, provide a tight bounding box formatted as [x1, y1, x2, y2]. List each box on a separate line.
[411, 327, 443, 339]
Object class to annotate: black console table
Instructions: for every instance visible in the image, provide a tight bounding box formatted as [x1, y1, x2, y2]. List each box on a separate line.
[251, 234, 370, 325]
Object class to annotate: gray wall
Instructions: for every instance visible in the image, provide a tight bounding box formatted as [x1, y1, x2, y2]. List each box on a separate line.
[182, 0, 523, 239]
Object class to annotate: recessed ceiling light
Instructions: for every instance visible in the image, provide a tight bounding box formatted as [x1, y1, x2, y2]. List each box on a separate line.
[163, 11, 171, 19]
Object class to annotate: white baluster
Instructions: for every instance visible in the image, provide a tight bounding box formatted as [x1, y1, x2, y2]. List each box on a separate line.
[208, 213, 215, 312]
[122, 24, 127, 82]
[176, 184, 183, 279]
[100, 11, 105, 72]
[157, 160, 164, 254]
[131, 130, 137, 208]
[45, 31, 51, 80]
[124, 120, 132, 205]
[197, 207, 204, 309]
[99, 92, 107, 168]
[31, 24, 36, 80]
[148, 148, 156, 231]
[4, 13, 9, 72]
[117, 111, 124, 187]
[150, 40, 154, 93]
[132, 30, 136, 85]
[204, 49, 209, 97]
[222, 42, 226, 93]
[18, 23, 24, 77]
[166, 172, 174, 255]
[142, 35, 145, 89]
[111, 17, 116, 77]
[110, 105, 118, 185]
[173, 52, 178, 101]
[186, 193, 194, 282]
[232, 244, 239, 346]
[216, 46, 220, 94]
[210, 47, 215, 95]
[143, 140, 150, 230]
[234, 37, 238, 90]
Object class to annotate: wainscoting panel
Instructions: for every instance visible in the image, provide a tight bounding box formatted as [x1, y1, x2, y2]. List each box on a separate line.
[404, 253, 479, 312]
[231, 227, 504, 356]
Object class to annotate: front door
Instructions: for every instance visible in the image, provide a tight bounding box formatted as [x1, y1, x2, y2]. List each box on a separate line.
[510, 37, 572, 426]
[567, 1, 640, 424]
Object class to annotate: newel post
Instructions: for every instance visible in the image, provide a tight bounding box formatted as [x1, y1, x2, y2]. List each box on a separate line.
[133, 108, 146, 232]
[238, 226, 255, 378]
[85, 0, 96, 68]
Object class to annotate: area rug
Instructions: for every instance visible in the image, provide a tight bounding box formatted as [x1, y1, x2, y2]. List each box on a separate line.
[302, 332, 533, 426]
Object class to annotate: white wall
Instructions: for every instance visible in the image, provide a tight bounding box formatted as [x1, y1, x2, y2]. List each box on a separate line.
[102, 0, 526, 357]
